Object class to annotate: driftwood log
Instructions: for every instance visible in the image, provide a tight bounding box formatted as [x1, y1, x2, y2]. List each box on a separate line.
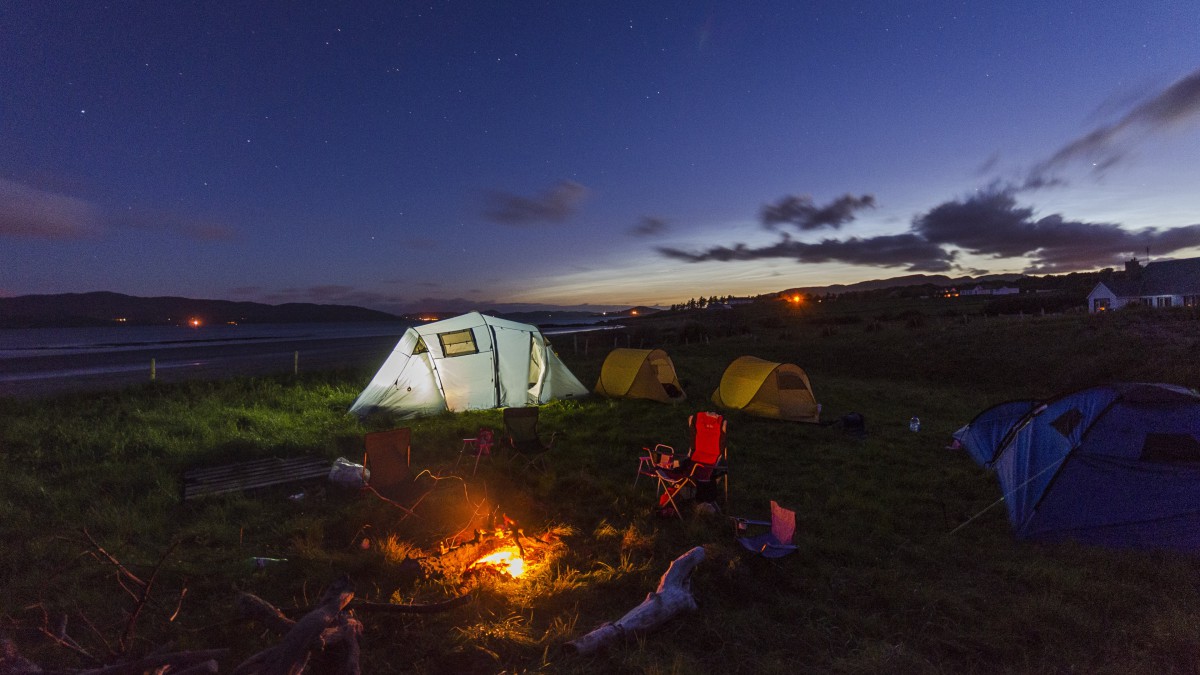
[234, 577, 471, 675]
[565, 546, 706, 655]
[232, 576, 356, 675]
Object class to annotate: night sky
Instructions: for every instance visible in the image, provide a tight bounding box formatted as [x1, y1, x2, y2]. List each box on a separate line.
[3, 2, 1199, 313]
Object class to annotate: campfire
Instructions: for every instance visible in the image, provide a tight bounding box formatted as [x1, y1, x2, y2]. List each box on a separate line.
[467, 546, 527, 579]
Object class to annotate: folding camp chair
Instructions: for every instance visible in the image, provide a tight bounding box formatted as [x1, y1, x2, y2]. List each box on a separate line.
[503, 407, 556, 470]
[362, 427, 412, 503]
[639, 412, 728, 518]
[456, 427, 495, 477]
[733, 501, 798, 558]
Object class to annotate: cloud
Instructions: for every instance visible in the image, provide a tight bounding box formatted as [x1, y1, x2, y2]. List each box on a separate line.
[629, 216, 669, 237]
[259, 285, 407, 309]
[659, 232, 955, 272]
[659, 184, 1200, 275]
[483, 180, 589, 226]
[1029, 67, 1200, 182]
[0, 178, 101, 240]
[760, 193, 875, 231]
[112, 208, 238, 241]
[0, 178, 241, 243]
[913, 189, 1200, 272]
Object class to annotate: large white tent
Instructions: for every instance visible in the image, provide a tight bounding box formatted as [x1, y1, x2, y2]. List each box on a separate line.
[349, 311, 588, 418]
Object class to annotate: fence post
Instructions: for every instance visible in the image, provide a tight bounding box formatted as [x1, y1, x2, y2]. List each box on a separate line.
[294, 351, 299, 375]
[150, 358, 156, 381]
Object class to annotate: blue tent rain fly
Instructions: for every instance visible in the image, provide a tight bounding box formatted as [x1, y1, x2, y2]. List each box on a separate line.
[954, 383, 1200, 551]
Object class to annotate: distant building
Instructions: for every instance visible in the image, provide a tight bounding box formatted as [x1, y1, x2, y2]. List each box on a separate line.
[1088, 257, 1200, 313]
[961, 286, 1020, 296]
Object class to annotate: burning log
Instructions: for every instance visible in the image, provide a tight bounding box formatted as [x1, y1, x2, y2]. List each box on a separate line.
[565, 546, 706, 656]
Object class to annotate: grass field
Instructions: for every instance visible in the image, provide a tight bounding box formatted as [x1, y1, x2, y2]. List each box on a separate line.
[3, 304, 1200, 674]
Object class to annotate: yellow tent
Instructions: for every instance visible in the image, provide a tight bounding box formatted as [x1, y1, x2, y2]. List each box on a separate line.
[711, 356, 820, 422]
[594, 348, 686, 403]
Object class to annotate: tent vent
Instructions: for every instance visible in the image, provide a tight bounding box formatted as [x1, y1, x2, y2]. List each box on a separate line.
[1050, 408, 1083, 438]
[1140, 434, 1200, 463]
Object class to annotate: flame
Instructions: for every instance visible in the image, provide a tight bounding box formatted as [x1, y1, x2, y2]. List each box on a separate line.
[470, 547, 526, 578]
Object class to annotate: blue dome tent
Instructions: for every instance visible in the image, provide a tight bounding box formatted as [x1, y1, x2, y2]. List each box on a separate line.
[954, 383, 1200, 551]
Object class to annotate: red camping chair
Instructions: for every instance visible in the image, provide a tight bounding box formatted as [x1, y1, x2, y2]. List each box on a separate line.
[637, 412, 728, 518]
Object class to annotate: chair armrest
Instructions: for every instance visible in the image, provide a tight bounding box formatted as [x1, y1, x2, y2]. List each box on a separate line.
[644, 443, 686, 468]
[732, 517, 770, 534]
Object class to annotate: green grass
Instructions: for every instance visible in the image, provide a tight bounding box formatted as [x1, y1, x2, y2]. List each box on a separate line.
[3, 308, 1200, 673]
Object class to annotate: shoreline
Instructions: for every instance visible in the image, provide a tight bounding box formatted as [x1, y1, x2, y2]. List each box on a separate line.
[0, 322, 629, 400]
[0, 334, 399, 399]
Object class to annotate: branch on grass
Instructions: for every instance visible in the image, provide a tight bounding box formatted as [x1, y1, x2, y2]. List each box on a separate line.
[0, 634, 226, 675]
[76, 648, 229, 675]
[565, 546, 706, 656]
[79, 530, 144, 590]
[117, 541, 180, 654]
[25, 607, 99, 665]
[350, 595, 472, 615]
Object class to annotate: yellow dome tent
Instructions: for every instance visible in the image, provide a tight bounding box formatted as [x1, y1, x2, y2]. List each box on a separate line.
[711, 356, 820, 422]
[594, 348, 686, 403]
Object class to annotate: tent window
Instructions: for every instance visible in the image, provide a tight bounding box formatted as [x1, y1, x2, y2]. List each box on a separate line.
[1140, 434, 1200, 463]
[776, 371, 808, 391]
[1050, 408, 1083, 438]
[412, 337, 428, 355]
[438, 329, 478, 357]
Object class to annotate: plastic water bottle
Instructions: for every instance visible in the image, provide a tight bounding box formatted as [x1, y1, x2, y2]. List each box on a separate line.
[909, 417, 921, 432]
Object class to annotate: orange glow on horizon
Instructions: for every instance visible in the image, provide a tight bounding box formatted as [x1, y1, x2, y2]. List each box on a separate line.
[188, 317, 202, 327]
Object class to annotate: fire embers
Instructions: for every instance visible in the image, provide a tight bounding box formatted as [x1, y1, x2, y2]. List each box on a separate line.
[466, 546, 527, 579]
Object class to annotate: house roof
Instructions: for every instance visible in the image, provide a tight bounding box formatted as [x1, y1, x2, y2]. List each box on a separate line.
[1102, 257, 1200, 298]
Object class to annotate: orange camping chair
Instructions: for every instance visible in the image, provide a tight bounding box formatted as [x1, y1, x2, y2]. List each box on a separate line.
[363, 427, 412, 503]
[639, 412, 728, 518]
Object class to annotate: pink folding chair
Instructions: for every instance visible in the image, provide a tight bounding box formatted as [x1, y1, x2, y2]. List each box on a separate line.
[734, 501, 798, 558]
[457, 427, 495, 476]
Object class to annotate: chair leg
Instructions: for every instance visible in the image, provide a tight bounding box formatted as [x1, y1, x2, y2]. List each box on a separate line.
[659, 481, 686, 520]
[455, 440, 469, 471]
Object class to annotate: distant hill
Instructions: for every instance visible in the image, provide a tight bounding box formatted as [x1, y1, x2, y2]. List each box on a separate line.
[0, 291, 402, 329]
[781, 273, 1024, 296]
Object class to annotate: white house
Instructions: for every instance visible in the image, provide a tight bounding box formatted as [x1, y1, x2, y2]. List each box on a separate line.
[961, 286, 1020, 296]
[1088, 257, 1200, 313]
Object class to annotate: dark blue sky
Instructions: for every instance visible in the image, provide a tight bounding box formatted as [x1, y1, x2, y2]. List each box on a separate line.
[3, 2, 1199, 312]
